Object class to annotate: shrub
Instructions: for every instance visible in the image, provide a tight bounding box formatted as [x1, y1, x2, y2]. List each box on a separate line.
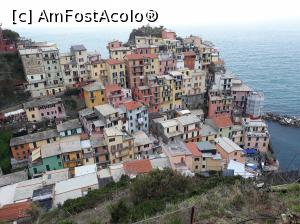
[110, 200, 130, 223]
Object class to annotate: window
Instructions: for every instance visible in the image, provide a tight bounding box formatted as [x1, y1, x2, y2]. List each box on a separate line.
[46, 165, 50, 171]
[109, 138, 115, 142]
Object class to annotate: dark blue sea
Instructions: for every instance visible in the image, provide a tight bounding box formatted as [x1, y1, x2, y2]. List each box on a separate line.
[15, 22, 300, 170]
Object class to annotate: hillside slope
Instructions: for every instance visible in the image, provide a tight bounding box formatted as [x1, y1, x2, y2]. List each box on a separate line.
[0, 53, 29, 110]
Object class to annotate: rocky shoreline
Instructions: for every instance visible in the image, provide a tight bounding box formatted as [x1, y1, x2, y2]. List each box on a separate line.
[263, 112, 300, 128]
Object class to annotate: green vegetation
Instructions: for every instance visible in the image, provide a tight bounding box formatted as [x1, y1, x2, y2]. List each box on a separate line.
[0, 131, 12, 174]
[127, 25, 165, 44]
[2, 29, 20, 42]
[109, 170, 241, 223]
[37, 170, 242, 224]
[64, 88, 81, 97]
[0, 53, 29, 109]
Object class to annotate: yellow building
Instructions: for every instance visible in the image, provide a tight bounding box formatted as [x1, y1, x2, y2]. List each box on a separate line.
[159, 75, 174, 111]
[87, 59, 108, 85]
[104, 127, 134, 164]
[106, 59, 127, 88]
[83, 82, 105, 108]
[109, 47, 132, 60]
[168, 71, 183, 110]
[60, 135, 83, 173]
[143, 55, 159, 76]
[135, 36, 163, 47]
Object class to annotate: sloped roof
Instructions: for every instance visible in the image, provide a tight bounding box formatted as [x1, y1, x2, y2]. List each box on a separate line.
[215, 137, 243, 153]
[0, 201, 32, 222]
[23, 97, 62, 109]
[106, 59, 124, 65]
[57, 119, 81, 132]
[70, 45, 86, 51]
[123, 159, 152, 174]
[10, 129, 59, 146]
[82, 82, 104, 92]
[185, 142, 202, 157]
[123, 101, 143, 111]
[55, 173, 98, 195]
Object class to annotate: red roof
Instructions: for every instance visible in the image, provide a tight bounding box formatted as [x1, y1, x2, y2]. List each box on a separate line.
[123, 100, 142, 111]
[105, 84, 122, 93]
[0, 202, 32, 222]
[123, 159, 152, 174]
[212, 116, 233, 128]
[106, 59, 124, 65]
[185, 142, 202, 157]
[124, 53, 158, 60]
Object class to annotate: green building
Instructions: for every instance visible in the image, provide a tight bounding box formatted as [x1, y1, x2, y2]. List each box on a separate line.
[29, 141, 63, 177]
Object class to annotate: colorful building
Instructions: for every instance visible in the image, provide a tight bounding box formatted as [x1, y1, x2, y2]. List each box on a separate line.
[29, 141, 63, 177]
[104, 84, 125, 108]
[23, 97, 66, 122]
[104, 127, 134, 164]
[121, 101, 149, 134]
[241, 118, 270, 153]
[60, 135, 83, 170]
[175, 115, 202, 143]
[106, 59, 126, 87]
[215, 137, 245, 167]
[124, 54, 159, 88]
[206, 116, 233, 138]
[10, 129, 59, 161]
[161, 30, 176, 40]
[87, 59, 108, 85]
[83, 82, 105, 108]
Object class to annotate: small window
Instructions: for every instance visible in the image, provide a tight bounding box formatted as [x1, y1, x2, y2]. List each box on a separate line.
[109, 138, 115, 142]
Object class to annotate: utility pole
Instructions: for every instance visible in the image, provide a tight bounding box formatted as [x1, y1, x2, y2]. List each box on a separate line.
[190, 206, 195, 224]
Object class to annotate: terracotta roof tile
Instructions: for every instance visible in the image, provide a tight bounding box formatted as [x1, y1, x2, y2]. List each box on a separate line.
[105, 84, 122, 93]
[0, 201, 32, 222]
[212, 116, 233, 128]
[185, 142, 202, 157]
[123, 101, 142, 111]
[106, 59, 124, 65]
[123, 159, 152, 174]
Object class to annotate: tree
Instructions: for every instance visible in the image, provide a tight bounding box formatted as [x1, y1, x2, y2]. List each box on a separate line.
[2, 29, 20, 42]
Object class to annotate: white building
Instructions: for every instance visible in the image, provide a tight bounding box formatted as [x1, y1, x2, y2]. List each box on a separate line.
[246, 91, 264, 118]
[53, 173, 99, 207]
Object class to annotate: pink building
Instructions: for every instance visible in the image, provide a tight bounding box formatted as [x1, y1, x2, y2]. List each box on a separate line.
[0, 25, 17, 53]
[208, 92, 233, 118]
[106, 40, 122, 50]
[162, 141, 194, 172]
[162, 30, 176, 40]
[232, 79, 252, 116]
[23, 97, 66, 122]
[159, 54, 176, 74]
[104, 84, 125, 108]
